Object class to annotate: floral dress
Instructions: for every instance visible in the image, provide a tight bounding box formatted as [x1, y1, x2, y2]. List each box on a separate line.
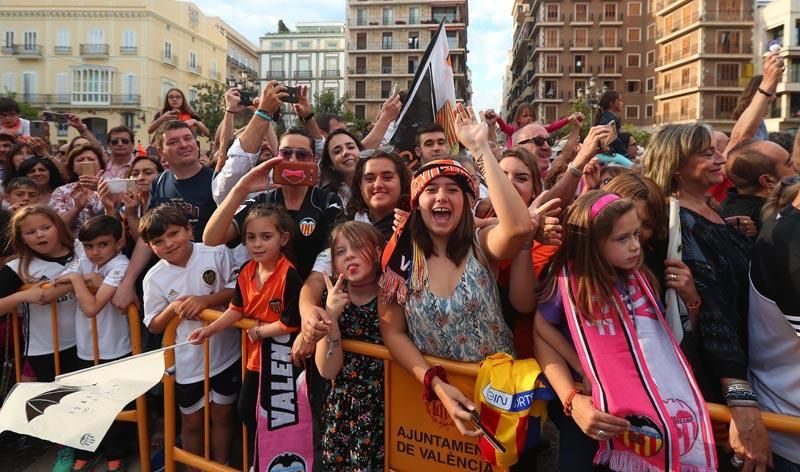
[320, 297, 384, 471]
[48, 182, 104, 235]
[405, 253, 514, 363]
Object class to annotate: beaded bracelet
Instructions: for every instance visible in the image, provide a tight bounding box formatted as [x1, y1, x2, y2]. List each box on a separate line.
[254, 109, 273, 122]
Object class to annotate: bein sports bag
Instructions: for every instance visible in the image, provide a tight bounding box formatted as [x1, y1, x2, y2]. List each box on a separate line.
[474, 352, 553, 467]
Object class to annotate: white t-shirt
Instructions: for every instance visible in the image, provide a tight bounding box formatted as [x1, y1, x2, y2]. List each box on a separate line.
[65, 252, 132, 361]
[310, 212, 372, 277]
[143, 243, 240, 384]
[7, 256, 77, 356]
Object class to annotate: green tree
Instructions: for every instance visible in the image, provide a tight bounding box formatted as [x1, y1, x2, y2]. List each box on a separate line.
[313, 89, 350, 116]
[622, 124, 652, 147]
[190, 81, 228, 137]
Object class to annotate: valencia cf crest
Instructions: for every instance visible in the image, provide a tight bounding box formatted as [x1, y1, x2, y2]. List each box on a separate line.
[622, 414, 664, 457]
[202, 269, 217, 286]
[299, 217, 316, 237]
[269, 298, 283, 314]
[665, 398, 698, 456]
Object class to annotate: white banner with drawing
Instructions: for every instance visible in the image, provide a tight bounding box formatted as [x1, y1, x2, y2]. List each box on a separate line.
[0, 346, 175, 451]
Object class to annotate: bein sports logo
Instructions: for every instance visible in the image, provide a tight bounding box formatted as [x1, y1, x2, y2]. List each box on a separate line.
[481, 384, 535, 412]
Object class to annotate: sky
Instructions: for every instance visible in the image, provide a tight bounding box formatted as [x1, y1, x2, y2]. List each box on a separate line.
[191, 0, 513, 112]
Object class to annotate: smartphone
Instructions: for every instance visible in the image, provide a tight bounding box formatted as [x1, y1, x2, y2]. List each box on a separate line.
[239, 90, 257, 107]
[463, 406, 506, 453]
[29, 121, 47, 139]
[41, 111, 69, 124]
[602, 121, 617, 150]
[392, 83, 399, 96]
[281, 86, 299, 104]
[79, 161, 98, 177]
[273, 161, 319, 186]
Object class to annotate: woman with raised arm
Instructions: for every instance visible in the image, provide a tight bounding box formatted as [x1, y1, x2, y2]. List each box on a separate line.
[379, 105, 531, 436]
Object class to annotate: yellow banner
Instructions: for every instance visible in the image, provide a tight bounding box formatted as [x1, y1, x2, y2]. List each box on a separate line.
[386, 361, 500, 472]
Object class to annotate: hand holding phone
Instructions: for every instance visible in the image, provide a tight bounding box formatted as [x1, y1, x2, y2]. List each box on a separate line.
[280, 86, 299, 104]
[239, 90, 257, 107]
[41, 111, 69, 125]
[79, 161, 98, 177]
[602, 121, 617, 150]
[459, 403, 506, 453]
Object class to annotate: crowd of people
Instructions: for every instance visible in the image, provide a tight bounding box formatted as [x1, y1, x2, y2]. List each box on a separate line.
[0, 49, 798, 472]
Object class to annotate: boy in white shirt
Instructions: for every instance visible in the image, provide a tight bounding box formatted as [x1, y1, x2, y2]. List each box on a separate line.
[139, 206, 240, 468]
[55, 215, 133, 472]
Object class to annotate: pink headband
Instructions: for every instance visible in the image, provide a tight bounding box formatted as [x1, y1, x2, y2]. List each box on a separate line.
[590, 194, 621, 219]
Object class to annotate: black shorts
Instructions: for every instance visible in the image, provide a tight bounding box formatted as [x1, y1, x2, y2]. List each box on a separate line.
[175, 360, 241, 414]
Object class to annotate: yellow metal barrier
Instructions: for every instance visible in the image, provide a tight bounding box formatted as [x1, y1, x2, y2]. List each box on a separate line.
[161, 310, 254, 472]
[161, 309, 800, 472]
[8, 288, 150, 472]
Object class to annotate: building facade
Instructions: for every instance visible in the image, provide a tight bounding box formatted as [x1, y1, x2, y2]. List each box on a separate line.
[507, 0, 754, 132]
[507, 0, 656, 128]
[344, 0, 471, 121]
[757, 0, 800, 133]
[653, 0, 754, 130]
[215, 18, 259, 87]
[0, 0, 228, 146]
[260, 22, 346, 128]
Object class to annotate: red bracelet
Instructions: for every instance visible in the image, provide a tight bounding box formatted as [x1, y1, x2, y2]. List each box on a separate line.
[563, 386, 583, 417]
[685, 298, 702, 312]
[423, 365, 448, 402]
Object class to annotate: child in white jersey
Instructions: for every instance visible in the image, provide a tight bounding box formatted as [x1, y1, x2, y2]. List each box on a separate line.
[55, 215, 132, 472]
[140, 205, 241, 468]
[0, 205, 80, 472]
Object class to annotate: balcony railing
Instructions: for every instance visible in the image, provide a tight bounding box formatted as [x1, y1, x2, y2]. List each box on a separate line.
[540, 13, 565, 23]
[704, 10, 753, 22]
[599, 65, 623, 75]
[120, 46, 137, 55]
[349, 17, 462, 27]
[294, 70, 312, 78]
[189, 64, 202, 75]
[2, 44, 43, 57]
[658, 44, 700, 66]
[656, 76, 698, 94]
[600, 13, 624, 23]
[54, 45, 71, 55]
[163, 54, 178, 66]
[80, 43, 109, 56]
[210, 71, 221, 81]
[111, 95, 142, 106]
[569, 13, 594, 23]
[659, 109, 698, 122]
[707, 43, 753, 55]
[599, 39, 623, 48]
[321, 69, 340, 78]
[715, 77, 740, 87]
[266, 71, 285, 79]
[540, 40, 565, 49]
[569, 39, 594, 49]
[11, 94, 140, 107]
[567, 64, 595, 74]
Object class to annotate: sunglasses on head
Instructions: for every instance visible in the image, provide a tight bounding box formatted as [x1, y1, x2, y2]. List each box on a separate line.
[518, 136, 555, 147]
[778, 175, 800, 191]
[359, 145, 395, 159]
[110, 138, 131, 145]
[277, 147, 313, 161]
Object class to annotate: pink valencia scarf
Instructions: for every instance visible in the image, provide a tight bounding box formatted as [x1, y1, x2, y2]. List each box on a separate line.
[558, 267, 716, 471]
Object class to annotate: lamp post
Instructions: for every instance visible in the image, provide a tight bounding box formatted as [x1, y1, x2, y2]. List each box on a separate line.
[575, 76, 606, 111]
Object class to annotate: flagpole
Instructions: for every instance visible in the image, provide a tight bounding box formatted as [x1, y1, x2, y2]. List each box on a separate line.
[54, 341, 192, 382]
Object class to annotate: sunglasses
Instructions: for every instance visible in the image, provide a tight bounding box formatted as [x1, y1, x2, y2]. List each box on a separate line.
[518, 136, 555, 147]
[277, 147, 313, 161]
[359, 145, 395, 159]
[110, 138, 131, 145]
[778, 175, 800, 192]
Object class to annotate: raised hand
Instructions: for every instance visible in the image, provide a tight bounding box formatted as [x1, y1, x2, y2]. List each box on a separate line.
[324, 274, 350, 322]
[258, 80, 288, 115]
[233, 157, 283, 195]
[453, 103, 488, 151]
[224, 88, 246, 114]
[293, 85, 312, 119]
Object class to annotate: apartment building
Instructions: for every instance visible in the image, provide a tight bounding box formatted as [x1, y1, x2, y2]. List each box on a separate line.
[756, 0, 800, 132]
[653, 0, 754, 130]
[0, 0, 228, 145]
[260, 22, 346, 128]
[508, 0, 656, 127]
[507, 0, 754, 132]
[215, 18, 259, 86]
[344, 0, 471, 121]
